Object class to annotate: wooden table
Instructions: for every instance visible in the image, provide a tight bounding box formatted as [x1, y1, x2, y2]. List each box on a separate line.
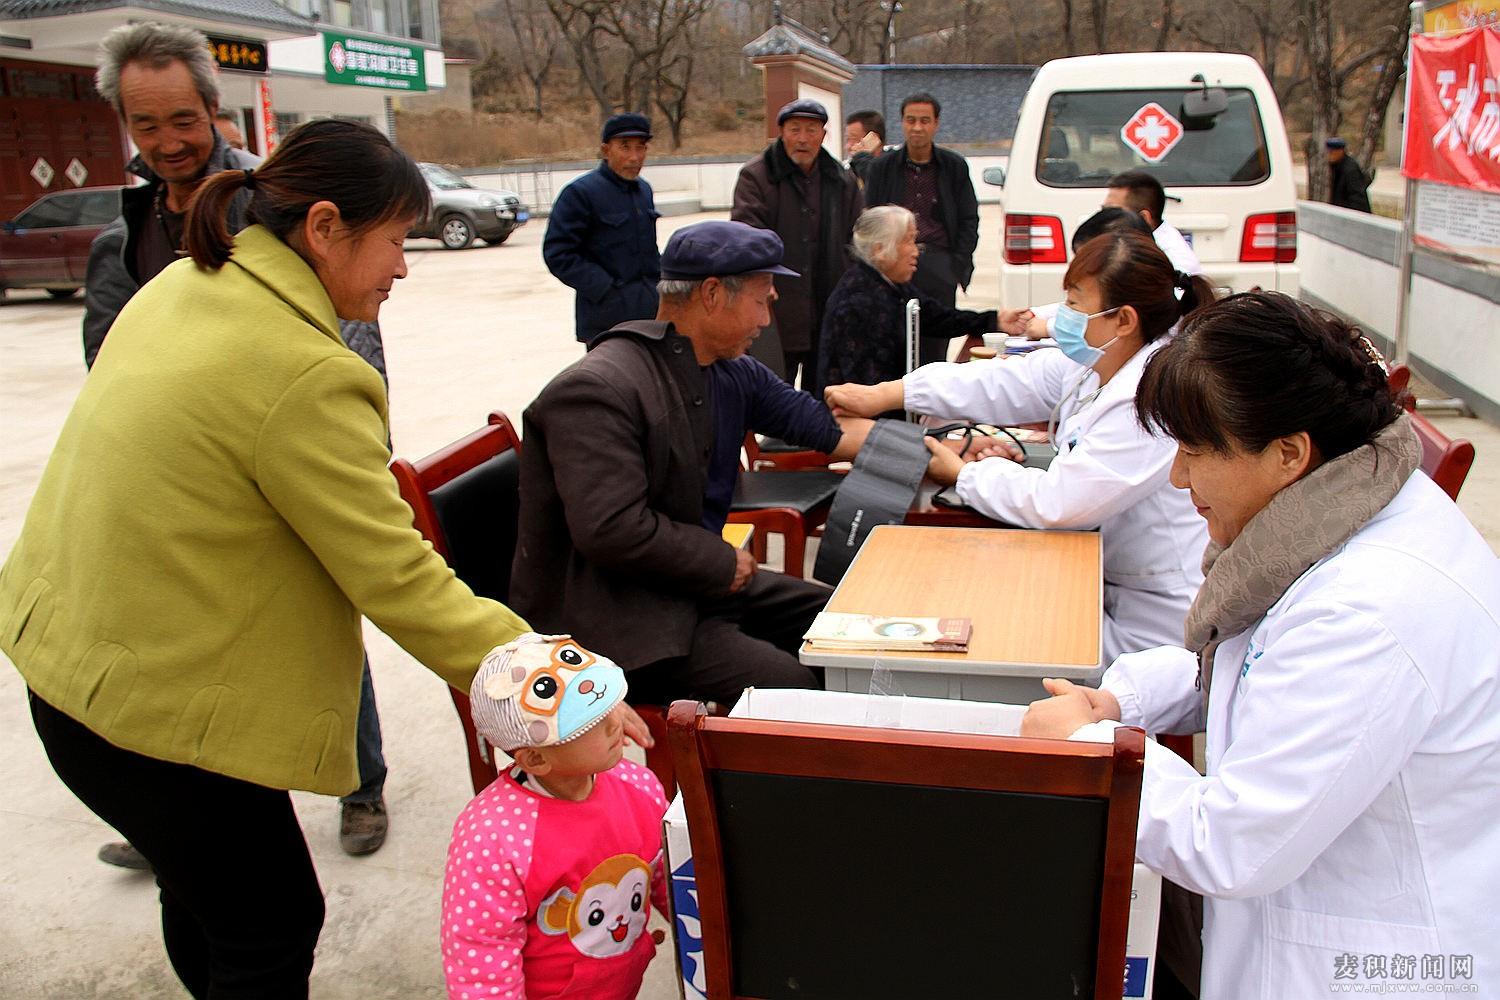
[801, 524, 1103, 705]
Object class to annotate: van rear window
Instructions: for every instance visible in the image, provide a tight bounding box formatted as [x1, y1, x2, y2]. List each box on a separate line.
[1035, 88, 1270, 187]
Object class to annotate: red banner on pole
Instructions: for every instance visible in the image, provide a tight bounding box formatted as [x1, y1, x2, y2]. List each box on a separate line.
[1404, 27, 1500, 194]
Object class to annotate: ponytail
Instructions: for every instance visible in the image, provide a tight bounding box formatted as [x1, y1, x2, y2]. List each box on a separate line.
[183, 169, 254, 269]
[1173, 269, 1217, 323]
[1065, 230, 1219, 342]
[182, 119, 430, 272]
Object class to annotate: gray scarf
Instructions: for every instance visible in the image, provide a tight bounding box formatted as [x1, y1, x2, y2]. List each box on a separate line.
[1185, 414, 1422, 701]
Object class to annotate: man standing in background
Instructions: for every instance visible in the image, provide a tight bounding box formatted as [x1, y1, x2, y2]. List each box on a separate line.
[1326, 137, 1373, 214]
[844, 108, 885, 183]
[731, 98, 862, 394]
[543, 112, 661, 346]
[862, 93, 979, 365]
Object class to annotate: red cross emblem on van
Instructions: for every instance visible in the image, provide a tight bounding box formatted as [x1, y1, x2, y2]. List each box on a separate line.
[1120, 103, 1184, 163]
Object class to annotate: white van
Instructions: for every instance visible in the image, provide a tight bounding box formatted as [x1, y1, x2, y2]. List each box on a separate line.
[989, 52, 1299, 309]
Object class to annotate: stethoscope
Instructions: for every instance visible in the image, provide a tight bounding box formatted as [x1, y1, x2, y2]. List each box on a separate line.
[1046, 367, 1105, 452]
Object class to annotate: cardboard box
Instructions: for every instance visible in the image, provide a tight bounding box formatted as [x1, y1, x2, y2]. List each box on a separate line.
[664, 688, 1159, 999]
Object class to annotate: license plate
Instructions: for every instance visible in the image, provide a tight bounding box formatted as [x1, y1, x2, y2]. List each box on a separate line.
[516, 211, 529, 223]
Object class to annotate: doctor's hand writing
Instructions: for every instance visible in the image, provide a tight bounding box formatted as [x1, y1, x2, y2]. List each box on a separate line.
[1020, 678, 1122, 739]
[824, 380, 904, 418]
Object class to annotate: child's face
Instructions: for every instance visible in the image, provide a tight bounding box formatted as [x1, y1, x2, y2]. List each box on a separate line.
[533, 703, 627, 777]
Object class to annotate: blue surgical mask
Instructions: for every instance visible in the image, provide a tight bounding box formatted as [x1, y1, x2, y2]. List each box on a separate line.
[1053, 303, 1121, 368]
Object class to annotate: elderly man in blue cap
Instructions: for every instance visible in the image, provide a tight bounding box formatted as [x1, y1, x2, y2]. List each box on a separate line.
[732, 98, 863, 395]
[544, 112, 662, 345]
[512, 220, 874, 704]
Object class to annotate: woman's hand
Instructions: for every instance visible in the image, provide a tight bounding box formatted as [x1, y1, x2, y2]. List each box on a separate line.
[971, 434, 1025, 463]
[924, 435, 968, 486]
[825, 381, 903, 418]
[998, 308, 1035, 336]
[1020, 678, 1122, 739]
[618, 704, 656, 749]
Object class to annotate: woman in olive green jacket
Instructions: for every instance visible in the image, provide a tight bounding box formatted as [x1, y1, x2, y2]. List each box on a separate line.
[0, 121, 604, 998]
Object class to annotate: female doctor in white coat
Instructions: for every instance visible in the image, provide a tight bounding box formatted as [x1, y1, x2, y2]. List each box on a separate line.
[826, 230, 1217, 661]
[1023, 292, 1500, 999]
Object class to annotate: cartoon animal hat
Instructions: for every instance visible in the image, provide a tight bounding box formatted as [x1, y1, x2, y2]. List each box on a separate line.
[469, 633, 628, 752]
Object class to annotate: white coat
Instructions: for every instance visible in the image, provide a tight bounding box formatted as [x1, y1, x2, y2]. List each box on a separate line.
[1075, 472, 1500, 998]
[903, 341, 1206, 661]
[1151, 220, 1204, 276]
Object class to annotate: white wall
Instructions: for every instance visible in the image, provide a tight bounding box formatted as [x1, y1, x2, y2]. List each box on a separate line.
[1300, 229, 1500, 411]
[467, 153, 1012, 217]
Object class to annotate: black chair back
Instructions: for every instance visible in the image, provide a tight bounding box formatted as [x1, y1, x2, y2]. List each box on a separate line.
[429, 449, 521, 603]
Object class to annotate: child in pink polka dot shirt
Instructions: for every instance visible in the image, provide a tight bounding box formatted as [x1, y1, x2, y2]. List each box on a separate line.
[442, 633, 668, 1000]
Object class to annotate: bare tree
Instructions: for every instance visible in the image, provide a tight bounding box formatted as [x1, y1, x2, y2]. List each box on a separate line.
[1091, 0, 1109, 53]
[1353, 11, 1409, 176]
[502, 0, 562, 118]
[542, 0, 616, 119]
[1300, 0, 1341, 201]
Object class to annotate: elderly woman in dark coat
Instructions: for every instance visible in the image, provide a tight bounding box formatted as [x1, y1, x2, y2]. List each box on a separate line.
[817, 205, 998, 389]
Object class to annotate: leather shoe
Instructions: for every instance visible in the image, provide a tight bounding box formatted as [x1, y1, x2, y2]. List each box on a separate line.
[340, 798, 388, 856]
[98, 841, 152, 871]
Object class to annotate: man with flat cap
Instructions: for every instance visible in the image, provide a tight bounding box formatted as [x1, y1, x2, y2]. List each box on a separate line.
[732, 98, 863, 395]
[1326, 137, 1372, 214]
[513, 220, 875, 704]
[544, 112, 661, 345]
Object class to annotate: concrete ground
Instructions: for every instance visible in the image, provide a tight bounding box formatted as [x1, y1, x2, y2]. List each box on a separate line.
[2, 205, 1497, 999]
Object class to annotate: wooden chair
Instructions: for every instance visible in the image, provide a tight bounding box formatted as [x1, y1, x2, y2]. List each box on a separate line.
[726, 434, 843, 578]
[1411, 410, 1475, 501]
[667, 700, 1146, 1000]
[389, 412, 677, 795]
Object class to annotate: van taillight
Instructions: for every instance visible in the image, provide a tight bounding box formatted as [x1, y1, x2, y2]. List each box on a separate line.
[1004, 214, 1067, 265]
[1240, 212, 1297, 263]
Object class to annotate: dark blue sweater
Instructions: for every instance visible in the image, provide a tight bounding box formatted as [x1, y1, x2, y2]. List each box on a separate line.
[701, 357, 842, 531]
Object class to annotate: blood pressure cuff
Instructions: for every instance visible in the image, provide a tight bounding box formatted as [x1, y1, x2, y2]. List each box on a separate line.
[812, 419, 931, 586]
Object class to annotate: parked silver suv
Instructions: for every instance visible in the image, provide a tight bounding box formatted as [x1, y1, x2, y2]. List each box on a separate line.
[411, 163, 528, 250]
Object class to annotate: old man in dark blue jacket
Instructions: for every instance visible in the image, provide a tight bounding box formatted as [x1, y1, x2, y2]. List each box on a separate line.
[543, 112, 662, 345]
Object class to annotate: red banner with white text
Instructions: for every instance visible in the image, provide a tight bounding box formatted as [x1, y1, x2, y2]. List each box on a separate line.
[1404, 27, 1500, 194]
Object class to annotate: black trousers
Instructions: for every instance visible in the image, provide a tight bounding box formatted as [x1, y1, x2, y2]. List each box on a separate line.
[30, 693, 325, 1000]
[627, 570, 829, 706]
[913, 246, 959, 366]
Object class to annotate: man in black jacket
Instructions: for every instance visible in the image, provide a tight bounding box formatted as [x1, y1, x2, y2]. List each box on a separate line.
[1327, 137, 1373, 214]
[863, 92, 981, 365]
[731, 99, 863, 394]
[513, 221, 874, 705]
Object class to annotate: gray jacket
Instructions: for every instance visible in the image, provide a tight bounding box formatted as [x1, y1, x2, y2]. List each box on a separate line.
[81, 133, 385, 380]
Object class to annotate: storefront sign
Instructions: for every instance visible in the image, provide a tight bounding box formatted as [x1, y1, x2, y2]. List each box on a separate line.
[1403, 27, 1500, 195]
[206, 35, 267, 74]
[323, 31, 427, 92]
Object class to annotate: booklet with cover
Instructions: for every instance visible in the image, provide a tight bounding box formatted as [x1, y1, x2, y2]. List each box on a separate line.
[803, 612, 972, 653]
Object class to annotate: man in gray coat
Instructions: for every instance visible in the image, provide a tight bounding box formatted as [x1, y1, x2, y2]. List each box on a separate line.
[731, 99, 862, 396]
[83, 21, 392, 867]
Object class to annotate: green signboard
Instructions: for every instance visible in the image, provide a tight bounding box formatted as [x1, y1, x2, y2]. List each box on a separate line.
[323, 31, 427, 92]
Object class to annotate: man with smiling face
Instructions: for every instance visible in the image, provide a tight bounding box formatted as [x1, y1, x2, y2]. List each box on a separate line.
[543, 112, 661, 346]
[82, 22, 395, 868]
[731, 99, 862, 395]
[83, 23, 262, 369]
[862, 93, 980, 365]
[512, 221, 873, 705]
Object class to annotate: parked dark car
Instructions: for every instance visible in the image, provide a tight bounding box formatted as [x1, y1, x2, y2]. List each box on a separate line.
[411, 162, 528, 250]
[1, 187, 121, 298]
